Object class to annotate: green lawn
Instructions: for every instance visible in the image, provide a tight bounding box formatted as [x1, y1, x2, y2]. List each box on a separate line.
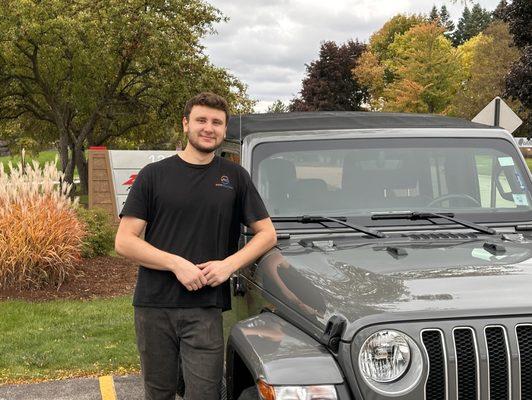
[0, 150, 59, 171]
[476, 155, 532, 175]
[0, 295, 239, 384]
[0, 150, 80, 180]
[0, 296, 138, 384]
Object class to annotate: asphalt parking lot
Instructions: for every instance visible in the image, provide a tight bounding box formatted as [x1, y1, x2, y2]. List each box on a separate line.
[0, 374, 152, 400]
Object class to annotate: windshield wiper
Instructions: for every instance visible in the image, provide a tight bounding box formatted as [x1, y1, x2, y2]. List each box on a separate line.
[371, 211, 496, 235]
[271, 215, 386, 238]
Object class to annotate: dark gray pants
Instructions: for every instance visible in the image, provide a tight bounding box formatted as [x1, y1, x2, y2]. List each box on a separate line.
[134, 307, 224, 400]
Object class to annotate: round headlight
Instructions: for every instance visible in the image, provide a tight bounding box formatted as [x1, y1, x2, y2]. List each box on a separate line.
[359, 330, 411, 383]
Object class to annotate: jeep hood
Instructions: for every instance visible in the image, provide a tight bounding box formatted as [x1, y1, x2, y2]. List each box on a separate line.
[255, 235, 532, 332]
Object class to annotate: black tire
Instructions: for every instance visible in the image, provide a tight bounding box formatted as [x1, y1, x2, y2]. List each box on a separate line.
[237, 386, 259, 400]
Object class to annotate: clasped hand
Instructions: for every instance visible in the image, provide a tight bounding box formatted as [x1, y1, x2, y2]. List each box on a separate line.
[174, 259, 235, 291]
[197, 260, 235, 288]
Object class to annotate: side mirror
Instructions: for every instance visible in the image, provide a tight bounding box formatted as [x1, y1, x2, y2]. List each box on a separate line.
[231, 275, 247, 296]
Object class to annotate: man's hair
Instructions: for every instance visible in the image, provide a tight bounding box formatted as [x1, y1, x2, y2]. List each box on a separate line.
[183, 92, 230, 124]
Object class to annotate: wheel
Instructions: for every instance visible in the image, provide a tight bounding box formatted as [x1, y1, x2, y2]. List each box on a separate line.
[237, 386, 259, 400]
[427, 193, 481, 208]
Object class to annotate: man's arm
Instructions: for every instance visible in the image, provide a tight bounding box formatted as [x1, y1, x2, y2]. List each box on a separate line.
[200, 217, 277, 287]
[115, 216, 207, 291]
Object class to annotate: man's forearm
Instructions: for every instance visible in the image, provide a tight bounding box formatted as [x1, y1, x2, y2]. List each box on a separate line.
[225, 230, 277, 272]
[115, 233, 181, 272]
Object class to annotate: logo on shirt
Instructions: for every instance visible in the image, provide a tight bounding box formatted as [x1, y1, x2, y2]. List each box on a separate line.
[215, 175, 233, 190]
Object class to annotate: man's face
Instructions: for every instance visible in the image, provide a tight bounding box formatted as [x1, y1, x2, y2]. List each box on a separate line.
[183, 105, 227, 154]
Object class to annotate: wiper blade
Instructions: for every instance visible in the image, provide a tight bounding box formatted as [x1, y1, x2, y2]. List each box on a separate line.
[371, 211, 496, 235]
[271, 215, 386, 238]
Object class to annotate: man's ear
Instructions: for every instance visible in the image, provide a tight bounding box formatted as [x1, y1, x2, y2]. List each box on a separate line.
[182, 116, 188, 132]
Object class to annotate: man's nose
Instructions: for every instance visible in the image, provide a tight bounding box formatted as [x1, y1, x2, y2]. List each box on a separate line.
[203, 121, 215, 132]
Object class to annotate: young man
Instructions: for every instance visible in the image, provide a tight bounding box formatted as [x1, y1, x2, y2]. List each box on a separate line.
[115, 92, 277, 400]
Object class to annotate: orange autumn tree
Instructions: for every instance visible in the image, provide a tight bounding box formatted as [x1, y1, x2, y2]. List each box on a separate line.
[353, 14, 425, 110]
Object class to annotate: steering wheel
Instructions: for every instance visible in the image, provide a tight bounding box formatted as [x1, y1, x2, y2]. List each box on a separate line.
[427, 193, 481, 208]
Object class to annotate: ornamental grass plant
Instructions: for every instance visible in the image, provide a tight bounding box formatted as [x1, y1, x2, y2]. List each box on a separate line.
[0, 155, 85, 289]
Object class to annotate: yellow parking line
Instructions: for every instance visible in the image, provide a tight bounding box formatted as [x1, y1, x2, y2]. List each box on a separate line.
[99, 375, 117, 400]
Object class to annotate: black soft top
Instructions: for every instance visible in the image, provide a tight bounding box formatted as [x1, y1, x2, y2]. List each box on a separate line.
[226, 111, 491, 140]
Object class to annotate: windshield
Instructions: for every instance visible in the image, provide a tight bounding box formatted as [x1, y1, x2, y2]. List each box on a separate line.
[251, 137, 532, 224]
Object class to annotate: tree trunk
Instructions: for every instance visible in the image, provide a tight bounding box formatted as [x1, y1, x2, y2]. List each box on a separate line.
[74, 144, 88, 195]
[64, 143, 76, 186]
[53, 114, 77, 186]
[57, 134, 69, 173]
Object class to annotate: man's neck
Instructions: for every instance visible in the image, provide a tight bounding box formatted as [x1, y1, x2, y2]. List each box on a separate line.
[178, 146, 215, 165]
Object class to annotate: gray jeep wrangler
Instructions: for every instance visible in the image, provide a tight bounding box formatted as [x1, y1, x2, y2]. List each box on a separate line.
[219, 112, 532, 400]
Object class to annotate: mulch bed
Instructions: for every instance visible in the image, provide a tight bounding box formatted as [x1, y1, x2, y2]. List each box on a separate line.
[0, 256, 138, 301]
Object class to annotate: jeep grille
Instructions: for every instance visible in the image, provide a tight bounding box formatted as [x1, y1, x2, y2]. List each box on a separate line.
[421, 324, 532, 400]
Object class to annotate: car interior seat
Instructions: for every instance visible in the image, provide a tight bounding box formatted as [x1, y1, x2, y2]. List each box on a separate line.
[290, 178, 329, 213]
[258, 157, 297, 215]
[341, 152, 391, 209]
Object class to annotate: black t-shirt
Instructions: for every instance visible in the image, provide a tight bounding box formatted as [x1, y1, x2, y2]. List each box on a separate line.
[120, 154, 269, 311]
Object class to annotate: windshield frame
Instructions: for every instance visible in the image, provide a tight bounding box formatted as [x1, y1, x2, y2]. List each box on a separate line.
[244, 128, 532, 227]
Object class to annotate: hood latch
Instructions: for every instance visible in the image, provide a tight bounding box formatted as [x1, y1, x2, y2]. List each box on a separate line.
[321, 314, 347, 352]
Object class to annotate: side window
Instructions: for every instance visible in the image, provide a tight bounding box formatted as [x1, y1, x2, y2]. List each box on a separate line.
[475, 155, 516, 208]
[221, 151, 240, 164]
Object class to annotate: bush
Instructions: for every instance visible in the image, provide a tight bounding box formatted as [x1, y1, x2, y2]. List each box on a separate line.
[0, 158, 85, 289]
[13, 137, 41, 158]
[76, 207, 116, 258]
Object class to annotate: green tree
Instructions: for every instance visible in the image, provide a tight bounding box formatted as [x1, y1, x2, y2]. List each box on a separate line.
[267, 100, 288, 113]
[505, 48, 531, 109]
[456, 32, 490, 74]
[450, 21, 521, 119]
[502, 0, 531, 135]
[503, 0, 531, 48]
[492, 0, 509, 21]
[452, 4, 492, 46]
[429, 5, 454, 36]
[0, 114, 56, 156]
[439, 6, 456, 37]
[384, 23, 463, 113]
[453, 6, 472, 45]
[368, 14, 426, 62]
[0, 0, 254, 193]
[290, 40, 367, 112]
[429, 6, 439, 21]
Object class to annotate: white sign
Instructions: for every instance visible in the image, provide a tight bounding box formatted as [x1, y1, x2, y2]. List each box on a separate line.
[514, 137, 532, 147]
[108, 150, 175, 215]
[472, 97, 522, 134]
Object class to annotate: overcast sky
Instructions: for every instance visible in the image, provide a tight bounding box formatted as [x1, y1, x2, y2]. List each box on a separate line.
[202, 0, 501, 112]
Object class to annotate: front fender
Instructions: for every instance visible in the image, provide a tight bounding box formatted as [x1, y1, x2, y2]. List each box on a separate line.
[227, 312, 344, 386]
